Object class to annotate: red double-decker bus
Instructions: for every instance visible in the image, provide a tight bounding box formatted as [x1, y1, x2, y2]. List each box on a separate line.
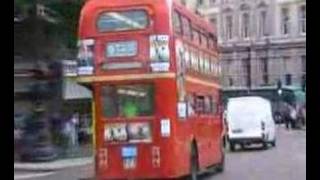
[77, 0, 224, 179]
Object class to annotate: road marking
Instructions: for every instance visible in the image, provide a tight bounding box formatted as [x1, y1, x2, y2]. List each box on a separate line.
[14, 172, 55, 180]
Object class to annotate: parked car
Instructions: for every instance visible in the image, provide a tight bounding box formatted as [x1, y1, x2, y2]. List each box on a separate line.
[225, 96, 276, 151]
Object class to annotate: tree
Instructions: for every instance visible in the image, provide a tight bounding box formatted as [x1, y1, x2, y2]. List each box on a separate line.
[14, 0, 85, 60]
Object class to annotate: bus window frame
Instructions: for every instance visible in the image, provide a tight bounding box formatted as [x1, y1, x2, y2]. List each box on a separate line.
[95, 7, 154, 34]
[181, 16, 192, 40]
[100, 83, 155, 120]
[173, 10, 183, 35]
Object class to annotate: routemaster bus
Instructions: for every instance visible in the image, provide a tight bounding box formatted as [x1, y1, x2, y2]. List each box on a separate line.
[76, 0, 224, 179]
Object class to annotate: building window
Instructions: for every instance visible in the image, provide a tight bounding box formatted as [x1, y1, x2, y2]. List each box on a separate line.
[285, 74, 292, 85]
[210, 18, 217, 37]
[301, 55, 306, 74]
[281, 8, 290, 35]
[210, 18, 216, 27]
[228, 77, 234, 86]
[261, 58, 269, 85]
[299, 5, 306, 34]
[241, 58, 250, 87]
[225, 15, 233, 40]
[241, 13, 250, 38]
[222, 0, 229, 4]
[197, 0, 204, 6]
[210, 0, 216, 5]
[259, 10, 268, 37]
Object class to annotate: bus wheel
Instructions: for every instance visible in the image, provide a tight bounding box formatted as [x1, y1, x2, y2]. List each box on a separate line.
[216, 151, 225, 173]
[189, 144, 198, 180]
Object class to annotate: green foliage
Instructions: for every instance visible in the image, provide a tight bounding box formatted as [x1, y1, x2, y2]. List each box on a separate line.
[14, 0, 85, 58]
[47, 0, 85, 49]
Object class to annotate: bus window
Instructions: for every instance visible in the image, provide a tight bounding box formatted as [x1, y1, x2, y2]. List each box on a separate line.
[173, 10, 183, 35]
[184, 46, 191, 68]
[205, 57, 210, 74]
[201, 33, 207, 47]
[182, 16, 192, 39]
[195, 95, 205, 114]
[192, 28, 199, 44]
[197, 31, 202, 45]
[209, 96, 217, 115]
[189, 20, 194, 40]
[187, 94, 195, 116]
[204, 96, 212, 114]
[194, 51, 200, 72]
[199, 53, 204, 73]
[206, 34, 210, 48]
[102, 84, 154, 118]
[97, 10, 149, 32]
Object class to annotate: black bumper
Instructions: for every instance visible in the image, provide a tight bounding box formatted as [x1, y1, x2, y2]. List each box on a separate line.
[229, 137, 264, 144]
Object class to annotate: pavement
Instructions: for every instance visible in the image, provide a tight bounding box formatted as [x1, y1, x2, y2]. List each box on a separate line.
[14, 157, 93, 171]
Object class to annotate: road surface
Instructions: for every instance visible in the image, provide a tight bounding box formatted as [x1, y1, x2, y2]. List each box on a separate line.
[15, 126, 305, 180]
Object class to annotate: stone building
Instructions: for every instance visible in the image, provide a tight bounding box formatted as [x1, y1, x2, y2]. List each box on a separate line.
[178, 0, 306, 89]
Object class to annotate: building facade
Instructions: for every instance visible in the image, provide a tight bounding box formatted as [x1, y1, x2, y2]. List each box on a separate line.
[178, 0, 306, 89]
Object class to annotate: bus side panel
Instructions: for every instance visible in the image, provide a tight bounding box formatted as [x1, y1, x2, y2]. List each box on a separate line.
[184, 82, 223, 170]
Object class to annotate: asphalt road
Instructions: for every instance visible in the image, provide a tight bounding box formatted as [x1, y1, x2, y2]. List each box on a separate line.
[15, 126, 306, 180]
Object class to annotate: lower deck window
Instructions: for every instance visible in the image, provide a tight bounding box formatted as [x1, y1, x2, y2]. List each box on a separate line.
[102, 84, 154, 118]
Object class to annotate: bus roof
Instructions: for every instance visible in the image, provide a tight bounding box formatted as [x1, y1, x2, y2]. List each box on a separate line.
[172, 1, 216, 34]
[81, 0, 216, 36]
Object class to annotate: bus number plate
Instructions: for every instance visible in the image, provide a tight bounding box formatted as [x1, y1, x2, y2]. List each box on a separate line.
[122, 146, 137, 158]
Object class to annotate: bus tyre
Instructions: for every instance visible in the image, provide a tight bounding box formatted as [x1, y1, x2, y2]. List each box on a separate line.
[271, 140, 276, 147]
[216, 153, 225, 173]
[189, 144, 198, 180]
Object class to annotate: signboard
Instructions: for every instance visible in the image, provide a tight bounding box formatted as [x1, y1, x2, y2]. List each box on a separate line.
[178, 102, 187, 119]
[150, 35, 170, 62]
[160, 119, 170, 137]
[62, 60, 77, 77]
[150, 62, 170, 72]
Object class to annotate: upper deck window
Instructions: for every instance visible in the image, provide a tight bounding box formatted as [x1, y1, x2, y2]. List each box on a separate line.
[97, 10, 148, 32]
[173, 11, 183, 34]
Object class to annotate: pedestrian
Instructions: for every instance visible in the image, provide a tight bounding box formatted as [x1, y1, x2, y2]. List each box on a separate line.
[62, 114, 79, 150]
[284, 103, 291, 130]
[69, 113, 79, 148]
[289, 105, 297, 129]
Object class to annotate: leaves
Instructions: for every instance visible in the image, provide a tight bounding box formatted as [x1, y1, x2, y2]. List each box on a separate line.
[14, 0, 85, 59]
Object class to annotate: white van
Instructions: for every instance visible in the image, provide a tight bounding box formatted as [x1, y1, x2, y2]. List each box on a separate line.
[225, 96, 276, 151]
